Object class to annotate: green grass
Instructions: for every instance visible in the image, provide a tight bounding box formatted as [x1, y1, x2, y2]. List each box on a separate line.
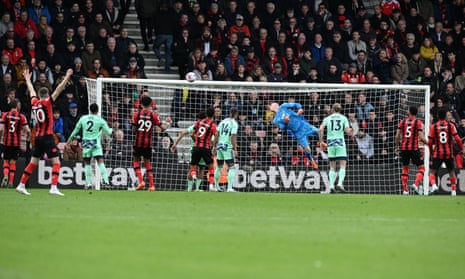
[0, 190, 464, 279]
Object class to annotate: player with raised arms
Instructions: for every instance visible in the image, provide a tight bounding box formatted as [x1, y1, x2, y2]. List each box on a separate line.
[394, 106, 428, 195]
[67, 103, 113, 190]
[0, 99, 31, 188]
[16, 68, 73, 196]
[213, 108, 239, 192]
[270, 102, 319, 169]
[318, 103, 352, 193]
[427, 109, 465, 196]
[134, 96, 172, 192]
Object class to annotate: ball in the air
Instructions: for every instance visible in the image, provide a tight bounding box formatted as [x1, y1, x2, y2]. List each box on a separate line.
[283, 116, 290, 124]
[185, 72, 198, 82]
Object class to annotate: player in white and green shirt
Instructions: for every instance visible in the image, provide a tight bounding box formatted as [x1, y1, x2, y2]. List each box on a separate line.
[68, 103, 113, 189]
[213, 108, 239, 192]
[318, 103, 352, 193]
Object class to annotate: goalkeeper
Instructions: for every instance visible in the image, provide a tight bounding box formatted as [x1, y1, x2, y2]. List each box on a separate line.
[67, 103, 113, 189]
[270, 102, 319, 169]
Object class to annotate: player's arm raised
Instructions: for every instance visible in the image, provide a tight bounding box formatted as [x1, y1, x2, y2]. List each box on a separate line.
[171, 129, 189, 152]
[23, 69, 36, 98]
[160, 116, 172, 131]
[318, 122, 326, 145]
[51, 69, 73, 101]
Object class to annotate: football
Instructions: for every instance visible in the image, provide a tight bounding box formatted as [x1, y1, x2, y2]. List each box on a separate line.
[185, 72, 198, 82]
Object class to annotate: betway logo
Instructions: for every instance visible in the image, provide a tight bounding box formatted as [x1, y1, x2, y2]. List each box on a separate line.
[37, 161, 145, 186]
[235, 165, 329, 190]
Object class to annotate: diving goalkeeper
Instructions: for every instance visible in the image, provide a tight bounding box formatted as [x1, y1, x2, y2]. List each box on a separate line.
[270, 102, 319, 169]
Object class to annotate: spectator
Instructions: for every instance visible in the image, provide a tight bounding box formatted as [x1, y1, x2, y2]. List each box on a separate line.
[52, 107, 65, 142]
[33, 72, 53, 94]
[102, 0, 123, 36]
[408, 52, 427, 82]
[239, 140, 264, 172]
[266, 143, 283, 166]
[0, 12, 13, 38]
[355, 128, 374, 161]
[419, 36, 439, 63]
[0, 74, 16, 106]
[63, 102, 82, 140]
[455, 68, 465, 93]
[116, 27, 136, 54]
[86, 58, 110, 78]
[288, 63, 307, 83]
[400, 33, 419, 60]
[417, 65, 439, 98]
[0, 54, 17, 81]
[122, 56, 147, 79]
[107, 129, 132, 166]
[310, 33, 326, 63]
[356, 92, 375, 122]
[213, 63, 229, 81]
[13, 10, 38, 40]
[2, 38, 23, 65]
[223, 92, 242, 116]
[229, 14, 251, 43]
[224, 46, 245, 76]
[100, 37, 124, 77]
[267, 62, 286, 82]
[0, 87, 16, 112]
[173, 28, 195, 79]
[317, 47, 343, 82]
[88, 12, 112, 42]
[328, 31, 350, 68]
[372, 49, 398, 83]
[341, 63, 367, 83]
[124, 42, 145, 70]
[153, 2, 177, 72]
[390, 52, 409, 84]
[275, 32, 291, 58]
[230, 63, 247, 81]
[81, 42, 101, 73]
[63, 137, 82, 161]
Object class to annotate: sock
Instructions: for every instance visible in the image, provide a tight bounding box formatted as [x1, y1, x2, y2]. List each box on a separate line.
[228, 166, 235, 190]
[98, 162, 109, 184]
[3, 161, 9, 179]
[51, 163, 60, 186]
[208, 169, 214, 185]
[305, 150, 313, 161]
[450, 176, 457, 191]
[401, 166, 409, 192]
[20, 162, 37, 184]
[329, 169, 336, 187]
[85, 164, 92, 185]
[190, 166, 197, 178]
[187, 179, 193, 191]
[338, 168, 346, 186]
[8, 162, 15, 184]
[414, 166, 425, 186]
[133, 160, 143, 183]
[429, 174, 436, 186]
[196, 178, 202, 190]
[214, 167, 222, 187]
[144, 161, 154, 188]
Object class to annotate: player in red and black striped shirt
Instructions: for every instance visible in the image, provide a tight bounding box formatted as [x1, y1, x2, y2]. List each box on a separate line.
[189, 107, 217, 181]
[15, 68, 73, 196]
[428, 109, 465, 195]
[0, 99, 30, 188]
[394, 106, 428, 194]
[133, 96, 171, 191]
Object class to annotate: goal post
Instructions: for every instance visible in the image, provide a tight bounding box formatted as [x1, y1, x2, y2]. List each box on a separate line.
[86, 78, 430, 194]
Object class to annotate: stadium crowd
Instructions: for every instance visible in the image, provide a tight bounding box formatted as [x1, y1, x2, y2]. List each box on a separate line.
[0, 0, 465, 170]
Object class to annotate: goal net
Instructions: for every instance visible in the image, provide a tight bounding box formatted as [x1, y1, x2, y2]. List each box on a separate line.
[85, 78, 430, 194]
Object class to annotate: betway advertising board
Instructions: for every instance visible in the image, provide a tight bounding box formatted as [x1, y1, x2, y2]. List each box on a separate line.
[7, 159, 465, 194]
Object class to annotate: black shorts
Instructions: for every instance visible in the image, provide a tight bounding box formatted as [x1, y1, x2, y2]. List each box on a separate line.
[190, 147, 213, 166]
[400, 150, 424, 166]
[2, 146, 20, 160]
[431, 158, 455, 171]
[133, 147, 152, 159]
[32, 135, 60, 158]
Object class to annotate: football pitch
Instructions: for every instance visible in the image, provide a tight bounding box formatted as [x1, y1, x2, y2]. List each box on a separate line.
[0, 190, 464, 279]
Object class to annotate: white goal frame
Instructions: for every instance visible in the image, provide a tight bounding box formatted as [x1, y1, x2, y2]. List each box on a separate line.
[88, 78, 430, 194]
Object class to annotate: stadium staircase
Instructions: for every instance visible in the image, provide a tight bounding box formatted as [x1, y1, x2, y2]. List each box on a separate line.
[124, 4, 193, 162]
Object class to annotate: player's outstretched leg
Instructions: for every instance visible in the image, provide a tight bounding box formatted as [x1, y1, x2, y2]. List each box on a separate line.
[16, 161, 37, 195]
[134, 159, 146, 190]
[227, 165, 236, 192]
